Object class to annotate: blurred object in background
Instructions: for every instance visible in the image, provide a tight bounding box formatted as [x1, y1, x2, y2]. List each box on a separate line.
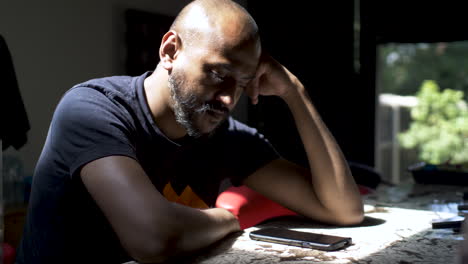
[1, 34, 30, 151]
[3, 155, 24, 208]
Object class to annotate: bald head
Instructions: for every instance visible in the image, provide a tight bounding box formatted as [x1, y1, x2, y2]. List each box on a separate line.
[170, 0, 259, 51]
[151, 0, 262, 138]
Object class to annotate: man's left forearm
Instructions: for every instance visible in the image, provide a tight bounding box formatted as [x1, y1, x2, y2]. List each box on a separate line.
[281, 79, 364, 225]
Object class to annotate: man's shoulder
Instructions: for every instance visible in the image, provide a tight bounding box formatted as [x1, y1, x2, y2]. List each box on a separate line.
[222, 117, 261, 137]
[59, 73, 147, 110]
[54, 74, 144, 122]
[220, 117, 276, 150]
[226, 117, 254, 131]
[72, 75, 135, 94]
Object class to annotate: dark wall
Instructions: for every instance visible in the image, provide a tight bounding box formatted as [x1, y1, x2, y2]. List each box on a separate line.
[125, 9, 174, 76]
[247, 1, 373, 167]
[369, 1, 468, 44]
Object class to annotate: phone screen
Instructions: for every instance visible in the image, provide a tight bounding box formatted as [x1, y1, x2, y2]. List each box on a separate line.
[249, 227, 352, 251]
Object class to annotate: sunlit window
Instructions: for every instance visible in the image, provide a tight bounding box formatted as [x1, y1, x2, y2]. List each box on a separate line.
[376, 41, 468, 184]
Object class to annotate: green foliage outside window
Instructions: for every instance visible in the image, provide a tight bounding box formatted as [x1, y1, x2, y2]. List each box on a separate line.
[398, 80, 468, 166]
[379, 42, 468, 96]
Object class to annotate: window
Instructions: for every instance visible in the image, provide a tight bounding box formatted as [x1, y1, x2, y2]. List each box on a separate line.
[375, 41, 468, 183]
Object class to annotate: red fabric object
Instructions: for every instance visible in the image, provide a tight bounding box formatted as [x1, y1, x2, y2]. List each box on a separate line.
[3, 243, 16, 264]
[216, 185, 297, 229]
[216, 184, 371, 230]
[358, 184, 374, 195]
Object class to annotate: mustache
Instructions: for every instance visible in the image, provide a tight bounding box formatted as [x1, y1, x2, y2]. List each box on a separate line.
[195, 101, 230, 115]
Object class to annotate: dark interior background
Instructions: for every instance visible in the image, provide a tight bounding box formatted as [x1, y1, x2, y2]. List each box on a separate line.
[247, 1, 356, 168]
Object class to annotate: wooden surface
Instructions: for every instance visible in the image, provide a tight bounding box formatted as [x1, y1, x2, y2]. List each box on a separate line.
[125, 183, 467, 264]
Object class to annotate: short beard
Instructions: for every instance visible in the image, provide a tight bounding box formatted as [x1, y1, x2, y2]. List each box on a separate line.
[168, 69, 229, 138]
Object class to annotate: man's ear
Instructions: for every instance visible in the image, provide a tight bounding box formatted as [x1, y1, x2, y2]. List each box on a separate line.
[159, 30, 181, 70]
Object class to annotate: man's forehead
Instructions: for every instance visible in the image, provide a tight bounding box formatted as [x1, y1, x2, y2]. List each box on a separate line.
[205, 58, 258, 78]
[211, 41, 260, 69]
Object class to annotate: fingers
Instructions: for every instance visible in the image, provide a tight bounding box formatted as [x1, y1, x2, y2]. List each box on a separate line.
[245, 52, 273, 105]
[245, 83, 258, 105]
[250, 77, 260, 105]
[246, 68, 262, 105]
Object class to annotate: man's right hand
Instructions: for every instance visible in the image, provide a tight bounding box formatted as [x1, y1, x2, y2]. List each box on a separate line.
[245, 53, 302, 105]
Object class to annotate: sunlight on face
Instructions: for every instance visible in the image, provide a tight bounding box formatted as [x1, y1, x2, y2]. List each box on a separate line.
[169, 66, 230, 138]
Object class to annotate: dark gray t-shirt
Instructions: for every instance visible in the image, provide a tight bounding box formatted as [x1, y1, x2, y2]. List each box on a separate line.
[16, 72, 279, 263]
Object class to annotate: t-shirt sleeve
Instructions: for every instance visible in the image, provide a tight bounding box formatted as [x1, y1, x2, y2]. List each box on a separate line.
[223, 119, 281, 186]
[48, 87, 137, 178]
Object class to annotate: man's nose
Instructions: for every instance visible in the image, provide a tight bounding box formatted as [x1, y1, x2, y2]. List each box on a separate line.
[216, 82, 239, 108]
[217, 92, 234, 107]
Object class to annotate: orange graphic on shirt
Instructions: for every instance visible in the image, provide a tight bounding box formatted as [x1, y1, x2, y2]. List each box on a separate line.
[163, 182, 209, 209]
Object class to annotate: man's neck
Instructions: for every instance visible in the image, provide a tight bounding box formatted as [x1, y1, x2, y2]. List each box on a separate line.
[144, 68, 187, 139]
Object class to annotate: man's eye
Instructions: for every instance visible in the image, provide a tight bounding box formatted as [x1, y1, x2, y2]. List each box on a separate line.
[210, 71, 225, 82]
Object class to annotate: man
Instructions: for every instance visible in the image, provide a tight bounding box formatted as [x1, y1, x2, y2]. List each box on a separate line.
[16, 0, 364, 263]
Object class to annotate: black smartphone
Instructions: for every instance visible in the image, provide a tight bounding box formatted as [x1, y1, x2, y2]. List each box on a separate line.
[249, 227, 352, 251]
[431, 215, 464, 229]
